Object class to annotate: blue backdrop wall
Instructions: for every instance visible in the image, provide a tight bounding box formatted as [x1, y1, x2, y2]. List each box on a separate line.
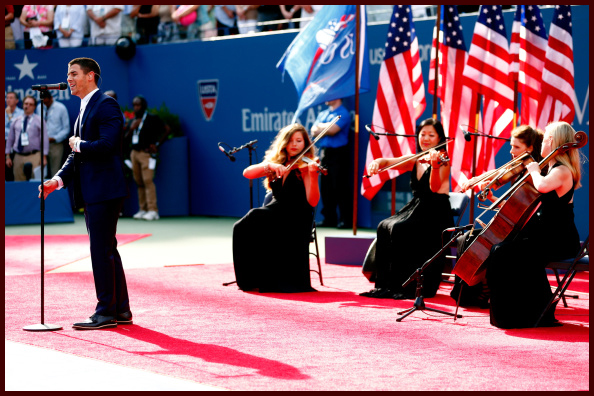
[5, 6, 589, 239]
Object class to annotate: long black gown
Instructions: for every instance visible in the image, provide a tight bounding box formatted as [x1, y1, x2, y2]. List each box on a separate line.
[232, 168, 317, 293]
[373, 163, 454, 297]
[486, 164, 580, 328]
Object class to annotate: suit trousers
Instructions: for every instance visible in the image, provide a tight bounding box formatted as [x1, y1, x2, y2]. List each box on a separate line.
[84, 197, 130, 316]
[130, 149, 158, 212]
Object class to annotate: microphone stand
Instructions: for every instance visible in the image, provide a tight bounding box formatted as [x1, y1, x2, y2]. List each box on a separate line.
[460, 126, 510, 222]
[222, 139, 258, 287]
[396, 227, 467, 323]
[228, 140, 258, 209]
[23, 89, 62, 332]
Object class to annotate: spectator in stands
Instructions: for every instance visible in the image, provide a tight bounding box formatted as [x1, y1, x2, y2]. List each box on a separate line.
[236, 5, 258, 34]
[5, 5, 15, 49]
[120, 5, 136, 38]
[5, 95, 48, 182]
[5, 91, 24, 181]
[36, 94, 70, 178]
[87, 5, 124, 46]
[54, 5, 86, 48]
[19, 5, 54, 49]
[256, 5, 284, 32]
[130, 5, 160, 44]
[214, 5, 238, 36]
[171, 5, 199, 40]
[10, 5, 25, 49]
[197, 5, 216, 39]
[157, 5, 175, 42]
[279, 5, 300, 29]
[296, 5, 323, 29]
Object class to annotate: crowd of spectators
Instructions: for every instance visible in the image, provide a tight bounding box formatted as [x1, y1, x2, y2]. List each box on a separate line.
[5, 5, 502, 50]
[5, 5, 423, 50]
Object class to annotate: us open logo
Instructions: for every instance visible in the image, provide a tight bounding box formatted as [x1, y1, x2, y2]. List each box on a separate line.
[197, 80, 218, 121]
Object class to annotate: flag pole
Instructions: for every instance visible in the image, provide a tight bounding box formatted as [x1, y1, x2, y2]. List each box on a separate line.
[512, 81, 518, 128]
[352, 5, 360, 235]
[432, 5, 441, 119]
[469, 94, 481, 223]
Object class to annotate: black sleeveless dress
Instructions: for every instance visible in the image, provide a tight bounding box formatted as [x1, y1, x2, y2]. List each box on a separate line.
[486, 164, 580, 328]
[372, 163, 454, 297]
[232, 169, 317, 293]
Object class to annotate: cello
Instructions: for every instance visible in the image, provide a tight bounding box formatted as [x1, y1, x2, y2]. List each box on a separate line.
[453, 131, 587, 286]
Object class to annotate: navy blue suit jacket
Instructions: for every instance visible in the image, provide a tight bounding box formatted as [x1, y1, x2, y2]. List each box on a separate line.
[57, 91, 127, 205]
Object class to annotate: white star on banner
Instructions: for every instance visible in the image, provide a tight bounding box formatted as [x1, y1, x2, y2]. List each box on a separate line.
[15, 55, 38, 80]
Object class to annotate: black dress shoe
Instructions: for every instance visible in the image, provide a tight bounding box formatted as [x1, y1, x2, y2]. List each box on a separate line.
[116, 311, 133, 325]
[360, 288, 395, 299]
[72, 314, 117, 330]
[392, 293, 415, 300]
[337, 222, 352, 229]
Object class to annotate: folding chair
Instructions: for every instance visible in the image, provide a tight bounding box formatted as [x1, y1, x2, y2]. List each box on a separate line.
[535, 235, 589, 327]
[263, 192, 323, 285]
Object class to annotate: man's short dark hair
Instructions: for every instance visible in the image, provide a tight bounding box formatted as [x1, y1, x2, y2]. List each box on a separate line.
[23, 95, 37, 105]
[6, 91, 19, 101]
[69, 57, 101, 84]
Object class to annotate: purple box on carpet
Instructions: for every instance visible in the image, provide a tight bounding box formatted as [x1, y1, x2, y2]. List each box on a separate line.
[324, 235, 376, 265]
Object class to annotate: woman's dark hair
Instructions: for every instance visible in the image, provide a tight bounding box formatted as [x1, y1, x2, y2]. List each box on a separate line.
[415, 118, 446, 153]
[511, 125, 543, 162]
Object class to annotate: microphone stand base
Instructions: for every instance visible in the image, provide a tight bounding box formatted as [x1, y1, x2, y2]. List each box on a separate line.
[23, 323, 63, 332]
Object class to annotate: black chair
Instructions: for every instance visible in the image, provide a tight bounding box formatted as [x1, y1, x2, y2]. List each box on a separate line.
[263, 192, 323, 286]
[443, 192, 471, 283]
[535, 235, 589, 326]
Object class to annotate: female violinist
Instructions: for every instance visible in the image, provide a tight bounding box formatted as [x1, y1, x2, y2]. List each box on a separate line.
[232, 123, 320, 293]
[485, 121, 583, 328]
[452, 125, 544, 307]
[359, 118, 454, 299]
[461, 125, 544, 203]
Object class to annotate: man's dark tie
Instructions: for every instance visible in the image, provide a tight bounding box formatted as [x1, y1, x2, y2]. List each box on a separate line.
[17, 116, 28, 153]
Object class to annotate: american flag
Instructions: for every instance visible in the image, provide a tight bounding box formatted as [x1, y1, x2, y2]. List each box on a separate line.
[536, 5, 577, 127]
[462, 5, 513, 183]
[428, 5, 480, 192]
[361, 5, 426, 200]
[509, 5, 548, 128]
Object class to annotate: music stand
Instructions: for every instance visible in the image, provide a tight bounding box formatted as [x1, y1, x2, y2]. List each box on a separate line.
[396, 227, 467, 322]
[23, 89, 62, 332]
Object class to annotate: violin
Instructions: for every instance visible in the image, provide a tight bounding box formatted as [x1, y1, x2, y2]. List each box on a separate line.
[300, 156, 328, 175]
[476, 152, 535, 201]
[417, 148, 450, 167]
[453, 131, 588, 286]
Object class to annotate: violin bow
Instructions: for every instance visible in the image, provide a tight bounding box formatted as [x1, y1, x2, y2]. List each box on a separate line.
[364, 140, 450, 178]
[284, 115, 341, 173]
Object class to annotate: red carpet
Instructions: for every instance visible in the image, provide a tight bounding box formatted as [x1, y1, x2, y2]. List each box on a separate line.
[5, 234, 151, 276]
[4, 258, 589, 391]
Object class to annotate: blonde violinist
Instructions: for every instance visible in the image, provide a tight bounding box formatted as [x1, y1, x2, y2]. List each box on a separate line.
[360, 118, 454, 300]
[232, 123, 321, 293]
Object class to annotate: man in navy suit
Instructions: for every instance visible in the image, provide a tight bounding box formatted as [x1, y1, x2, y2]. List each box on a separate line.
[39, 57, 131, 330]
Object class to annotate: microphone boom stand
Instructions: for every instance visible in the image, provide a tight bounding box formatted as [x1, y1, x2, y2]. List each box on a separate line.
[23, 89, 62, 332]
[396, 228, 466, 322]
[222, 139, 258, 287]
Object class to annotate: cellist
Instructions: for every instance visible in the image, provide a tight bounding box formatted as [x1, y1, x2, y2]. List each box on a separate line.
[452, 125, 544, 307]
[232, 123, 320, 293]
[485, 121, 583, 329]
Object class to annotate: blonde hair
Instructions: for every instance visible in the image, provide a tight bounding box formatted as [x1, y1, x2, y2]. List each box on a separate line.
[263, 124, 316, 190]
[545, 121, 582, 189]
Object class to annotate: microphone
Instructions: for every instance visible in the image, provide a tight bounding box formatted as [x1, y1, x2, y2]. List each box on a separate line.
[444, 224, 474, 232]
[365, 125, 380, 140]
[218, 143, 236, 162]
[31, 82, 68, 91]
[462, 129, 472, 142]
